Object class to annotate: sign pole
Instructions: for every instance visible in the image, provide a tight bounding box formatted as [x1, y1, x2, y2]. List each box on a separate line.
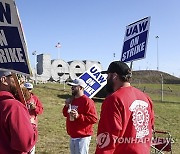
[160, 74, 163, 102]
[130, 61, 133, 70]
[12, 73, 26, 106]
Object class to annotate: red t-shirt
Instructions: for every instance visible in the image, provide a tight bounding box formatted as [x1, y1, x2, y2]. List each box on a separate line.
[63, 95, 98, 138]
[26, 93, 43, 126]
[27, 93, 43, 116]
[96, 86, 154, 154]
[0, 91, 38, 154]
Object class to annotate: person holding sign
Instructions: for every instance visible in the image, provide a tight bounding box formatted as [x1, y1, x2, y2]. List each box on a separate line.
[0, 70, 38, 154]
[62, 78, 98, 154]
[95, 61, 154, 154]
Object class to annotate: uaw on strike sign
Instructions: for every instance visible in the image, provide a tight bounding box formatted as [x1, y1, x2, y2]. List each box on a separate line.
[121, 17, 151, 63]
[0, 0, 31, 75]
[79, 65, 107, 98]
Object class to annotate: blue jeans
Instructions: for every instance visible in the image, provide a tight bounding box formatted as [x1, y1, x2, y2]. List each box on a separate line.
[70, 136, 91, 154]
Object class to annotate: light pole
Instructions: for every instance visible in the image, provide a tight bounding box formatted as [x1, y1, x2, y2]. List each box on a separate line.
[32, 51, 37, 85]
[156, 36, 159, 71]
[160, 74, 163, 102]
[55, 42, 63, 85]
[63, 67, 66, 90]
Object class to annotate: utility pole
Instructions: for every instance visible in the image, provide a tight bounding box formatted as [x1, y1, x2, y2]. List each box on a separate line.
[63, 67, 65, 90]
[160, 74, 163, 102]
[156, 36, 159, 71]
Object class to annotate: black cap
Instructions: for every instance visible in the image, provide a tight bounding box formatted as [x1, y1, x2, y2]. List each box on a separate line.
[102, 61, 132, 77]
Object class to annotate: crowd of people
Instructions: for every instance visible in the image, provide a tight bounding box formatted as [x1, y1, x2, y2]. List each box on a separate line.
[0, 61, 154, 154]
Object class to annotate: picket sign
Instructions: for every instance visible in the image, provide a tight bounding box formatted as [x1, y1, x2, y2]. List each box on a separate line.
[79, 64, 107, 98]
[121, 17, 151, 63]
[0, 0, 31, 105]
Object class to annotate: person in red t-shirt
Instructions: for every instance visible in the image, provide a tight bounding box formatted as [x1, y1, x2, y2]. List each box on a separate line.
[0, 71, 38, 154]
[63, 78, 98, 154]
[24, 82, 43, 154]
[24, 82, 43, 122]
[95, 61, 154, 154]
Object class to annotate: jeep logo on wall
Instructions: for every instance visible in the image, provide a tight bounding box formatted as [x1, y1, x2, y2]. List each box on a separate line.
[30, 54, 103, 82]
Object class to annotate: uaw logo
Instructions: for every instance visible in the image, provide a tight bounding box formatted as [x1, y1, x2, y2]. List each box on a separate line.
[129, 100, 150, 138]
[97, 132, 110, 148]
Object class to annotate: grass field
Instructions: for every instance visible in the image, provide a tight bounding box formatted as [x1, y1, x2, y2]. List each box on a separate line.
[32, 83, 180, 154]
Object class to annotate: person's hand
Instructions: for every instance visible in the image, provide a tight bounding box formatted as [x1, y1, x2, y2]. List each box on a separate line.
[70, 109, 79, 119]
[30, 117, 37, 126]
[65, 98, 72, 107]
[30, 102, 36, 110]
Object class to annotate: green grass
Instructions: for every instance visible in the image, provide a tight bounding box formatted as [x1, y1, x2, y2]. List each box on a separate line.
[133, 83, 180, 102]
[32, 83, 180, 154]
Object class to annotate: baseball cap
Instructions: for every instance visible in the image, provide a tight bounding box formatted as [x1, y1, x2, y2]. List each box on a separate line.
[0, 70, 12, 78]
[101, 61, 132, 77]
[67, 78, 86, 88]
[24, 82, 33, 89]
